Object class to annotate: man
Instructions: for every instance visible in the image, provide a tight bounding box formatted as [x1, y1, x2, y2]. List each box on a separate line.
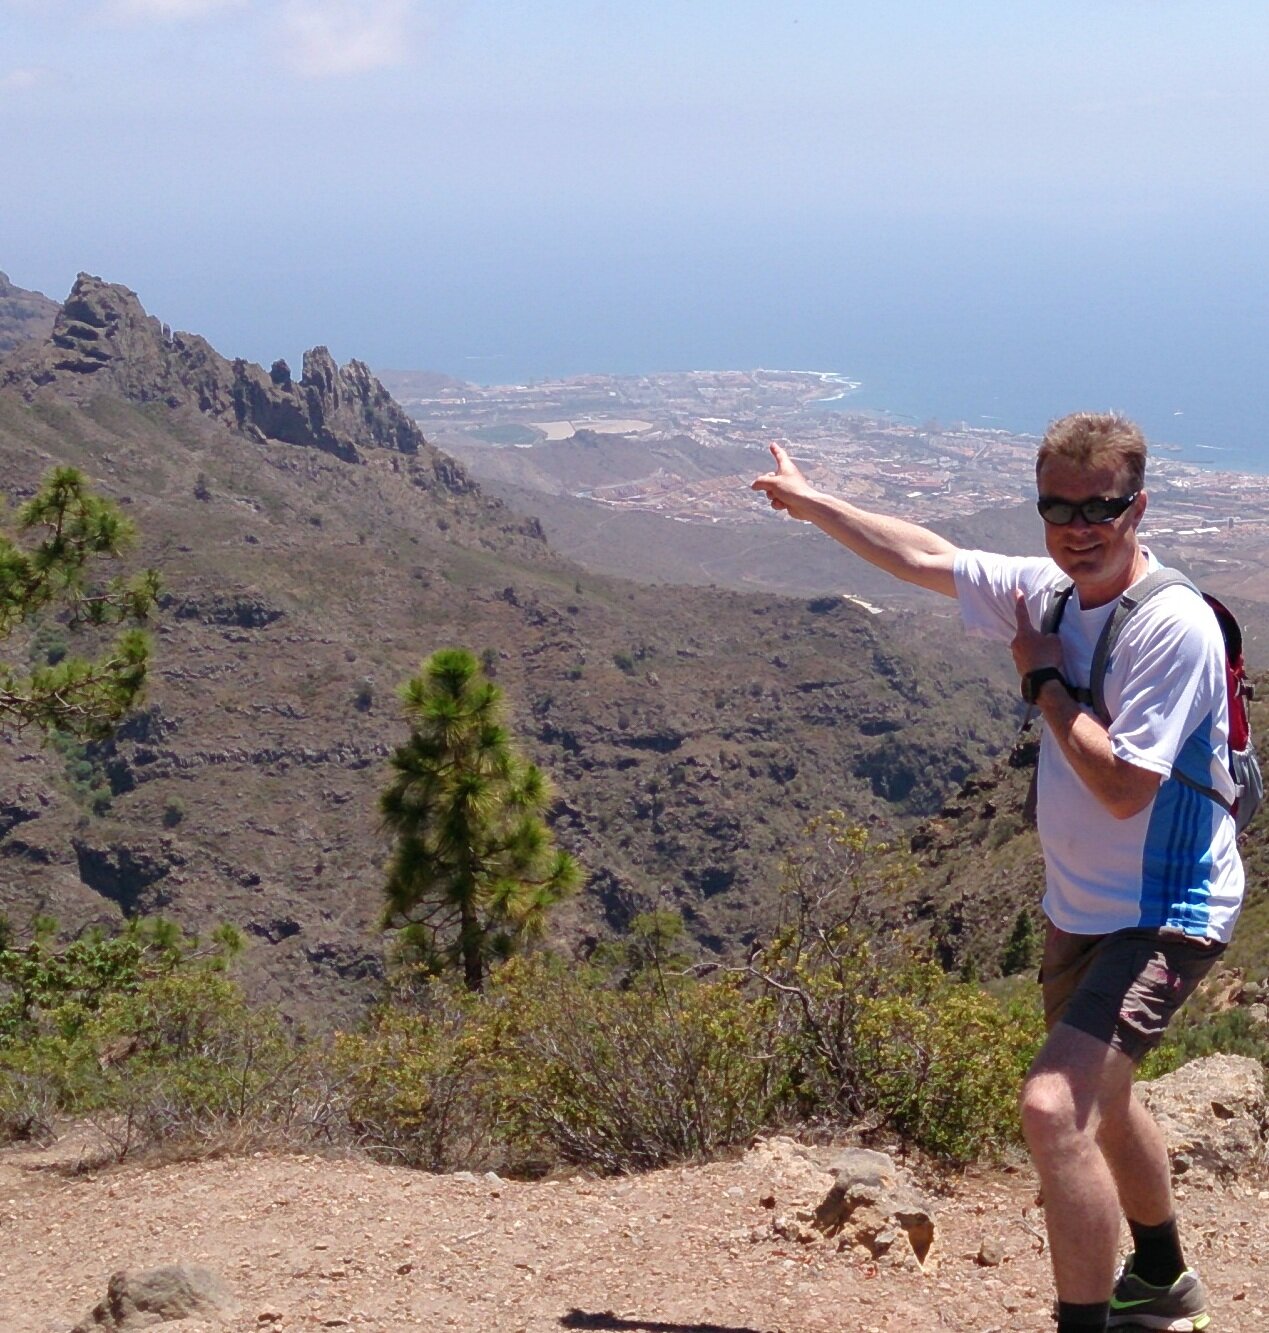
[752, 412, 1241, 1333]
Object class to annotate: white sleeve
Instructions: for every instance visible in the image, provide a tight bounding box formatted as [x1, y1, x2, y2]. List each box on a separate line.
[1107, 593, 1226, 778]
[953, 551, 1060, 644]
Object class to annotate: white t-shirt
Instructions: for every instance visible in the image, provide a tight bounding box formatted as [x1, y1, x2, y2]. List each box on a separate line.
[954, 548, 1244, 942]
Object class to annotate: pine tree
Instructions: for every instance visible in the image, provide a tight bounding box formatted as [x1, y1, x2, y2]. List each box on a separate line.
[379, 648, 581, 991]
[1000, 909, 1039, 976]
[1, 467, 158, 739]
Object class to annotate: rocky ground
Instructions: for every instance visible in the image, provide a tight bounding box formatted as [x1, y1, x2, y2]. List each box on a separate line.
[1, 1114, 1265, 1333]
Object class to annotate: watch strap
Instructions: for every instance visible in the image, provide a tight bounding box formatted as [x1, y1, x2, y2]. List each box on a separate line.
[1022, 666, 1069, 704]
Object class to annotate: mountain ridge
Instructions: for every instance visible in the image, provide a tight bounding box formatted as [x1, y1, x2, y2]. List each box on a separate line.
[0, 273, 1021, 1023]
[0, 271, 59, 357]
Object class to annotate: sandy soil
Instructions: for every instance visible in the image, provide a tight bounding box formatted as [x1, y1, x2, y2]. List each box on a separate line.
[2, 1133, 1266, 1333]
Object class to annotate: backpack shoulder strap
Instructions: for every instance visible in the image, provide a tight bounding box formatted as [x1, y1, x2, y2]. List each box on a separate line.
[1088, 568, 1198, 722]
[1041, 577, 1076, 634]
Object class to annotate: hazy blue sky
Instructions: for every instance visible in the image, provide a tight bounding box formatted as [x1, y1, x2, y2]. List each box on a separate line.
[3, 2, 1268, 451]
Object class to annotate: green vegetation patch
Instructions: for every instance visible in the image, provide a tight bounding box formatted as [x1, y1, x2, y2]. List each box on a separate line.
[471, 424, 540, 446]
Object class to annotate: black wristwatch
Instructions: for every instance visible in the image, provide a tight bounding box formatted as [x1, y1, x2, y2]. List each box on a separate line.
[1021, 667, 1070, 704]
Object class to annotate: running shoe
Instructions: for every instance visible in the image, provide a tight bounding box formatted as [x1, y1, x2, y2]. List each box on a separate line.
[1107, 1256, 1211, 1330]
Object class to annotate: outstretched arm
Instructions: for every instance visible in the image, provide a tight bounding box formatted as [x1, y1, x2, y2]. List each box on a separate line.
[751, 443, 959, 597]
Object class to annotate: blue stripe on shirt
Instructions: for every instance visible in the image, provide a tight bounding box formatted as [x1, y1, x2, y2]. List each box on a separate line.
[1140, 714, 1217, 933]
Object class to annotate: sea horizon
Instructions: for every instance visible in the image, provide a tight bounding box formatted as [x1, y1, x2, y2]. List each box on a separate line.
[457, 355, 1267, 478]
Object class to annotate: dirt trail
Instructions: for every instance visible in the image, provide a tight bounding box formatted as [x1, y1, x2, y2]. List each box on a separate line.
[1, 1136, 1265, 1333]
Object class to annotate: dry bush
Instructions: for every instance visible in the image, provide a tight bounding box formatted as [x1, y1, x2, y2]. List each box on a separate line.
[484, 956, 784, 1174]
[331, 986, 499, 1172]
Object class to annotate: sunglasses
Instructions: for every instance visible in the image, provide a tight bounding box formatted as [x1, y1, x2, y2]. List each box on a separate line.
[1036, 492, 1138, 526]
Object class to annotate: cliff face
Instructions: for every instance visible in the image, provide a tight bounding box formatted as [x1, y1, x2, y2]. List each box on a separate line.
[0, 272, 60, 357]
[0, 274, 436, 467]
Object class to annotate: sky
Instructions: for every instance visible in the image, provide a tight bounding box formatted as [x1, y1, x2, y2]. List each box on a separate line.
[3, 2, 1269, 452]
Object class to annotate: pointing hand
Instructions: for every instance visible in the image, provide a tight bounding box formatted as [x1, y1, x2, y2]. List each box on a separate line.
[752, 442, 811, 517]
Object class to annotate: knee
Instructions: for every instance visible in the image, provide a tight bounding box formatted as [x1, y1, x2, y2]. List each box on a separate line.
[1019, 1074, 1086, 1160]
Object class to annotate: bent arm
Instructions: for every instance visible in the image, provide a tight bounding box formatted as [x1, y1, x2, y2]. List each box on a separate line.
[1032, 677, 1163, 819]
[752, 444, 959, 597]
[1011, 594, 1162, 819]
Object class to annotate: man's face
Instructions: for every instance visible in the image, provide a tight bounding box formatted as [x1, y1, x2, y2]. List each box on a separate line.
[1037, 455, 1147, 608]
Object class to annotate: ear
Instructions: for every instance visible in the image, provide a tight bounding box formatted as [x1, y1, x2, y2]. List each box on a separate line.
[1131, 489, 1148, 528]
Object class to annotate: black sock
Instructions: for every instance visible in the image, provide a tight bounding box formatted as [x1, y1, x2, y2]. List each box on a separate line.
[1128, 1215, 1186, 1287]
[1056, 1299, 1109, 1331]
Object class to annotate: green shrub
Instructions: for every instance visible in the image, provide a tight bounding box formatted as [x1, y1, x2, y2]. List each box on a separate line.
[853, 963, 1043, 1161]
[986, 812, 1023, 850]
[0, 919, 186, 1048]
[0, 1034, 100, 1143]
[485, 957, 783, 1174]
[29, 622, 70, 667]
[82, 970, 318, 1161]
[1000, 909, 1039, 976]
[1140, 1004, 1269, 1080]
[332, 986, 498, 1171]
[0, 917, 285, 1156]
[46, 729, 113, 815]
[746, 813, 1045, 1162]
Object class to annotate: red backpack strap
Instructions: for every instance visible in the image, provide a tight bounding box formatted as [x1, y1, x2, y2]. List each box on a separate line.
[1203, 593, 1252, 751]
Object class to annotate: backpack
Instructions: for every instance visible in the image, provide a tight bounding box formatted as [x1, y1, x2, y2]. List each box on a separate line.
[1036, 568, 1262, 833]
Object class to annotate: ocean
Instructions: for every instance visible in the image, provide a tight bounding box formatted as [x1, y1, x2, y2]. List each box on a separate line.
[816, 355, 1268, 476]
[380, 212, 1269, 475]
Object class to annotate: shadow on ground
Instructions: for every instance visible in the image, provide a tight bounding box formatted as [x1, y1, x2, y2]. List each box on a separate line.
[560, 1312, 767, 1333]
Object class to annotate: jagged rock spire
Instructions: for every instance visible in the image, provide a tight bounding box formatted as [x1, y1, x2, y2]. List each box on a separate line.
[1, 273, 426, 465]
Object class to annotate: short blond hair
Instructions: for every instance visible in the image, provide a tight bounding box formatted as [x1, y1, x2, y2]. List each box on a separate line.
[1036, 412, 1147, 493]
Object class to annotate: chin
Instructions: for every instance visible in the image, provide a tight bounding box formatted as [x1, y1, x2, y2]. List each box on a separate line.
[1054, 554, 1103, 581]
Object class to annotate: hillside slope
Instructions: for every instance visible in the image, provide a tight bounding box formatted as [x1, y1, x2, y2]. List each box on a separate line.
[902, 677, 1269, 984]
[0, 276, 1021, 1022]
[0, 272, 58, 357]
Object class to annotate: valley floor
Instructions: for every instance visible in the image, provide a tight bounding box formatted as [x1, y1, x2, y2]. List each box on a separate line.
[1, 1133, 1265, 1333]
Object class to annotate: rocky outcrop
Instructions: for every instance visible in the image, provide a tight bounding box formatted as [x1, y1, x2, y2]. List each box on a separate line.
[811, 1147, 936, 1268]
[72, 1264, 238, 1331]
[1137, 1053, 1267, 1183]
[743, 1136, 936, 1271]
[72, 838, 185, 916]
[164, 591, 285, 628]
[0, 272, 59, 356]
[0, 273, 452, 471]
[0, 784, 51, 840]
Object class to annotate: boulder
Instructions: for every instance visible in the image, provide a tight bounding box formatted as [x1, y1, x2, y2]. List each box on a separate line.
[71, 1264, 238, 1331]
[1136, 1053, 1267, 1183]
[813, 1146, 936, 1269]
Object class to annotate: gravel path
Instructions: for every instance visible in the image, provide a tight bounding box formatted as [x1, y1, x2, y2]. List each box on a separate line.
[2, 1135, 1265, 1332]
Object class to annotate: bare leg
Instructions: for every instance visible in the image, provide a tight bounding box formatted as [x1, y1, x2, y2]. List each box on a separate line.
[1020, 1022, 1138, 1304]
[1097, 1091, 1175, 1228]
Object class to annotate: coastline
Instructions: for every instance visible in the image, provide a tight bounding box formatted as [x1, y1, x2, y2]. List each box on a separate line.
[807, 376, 1264, 478]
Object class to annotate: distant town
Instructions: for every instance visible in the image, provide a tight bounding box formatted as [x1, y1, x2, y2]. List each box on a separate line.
[379, 367, 1269, 609]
